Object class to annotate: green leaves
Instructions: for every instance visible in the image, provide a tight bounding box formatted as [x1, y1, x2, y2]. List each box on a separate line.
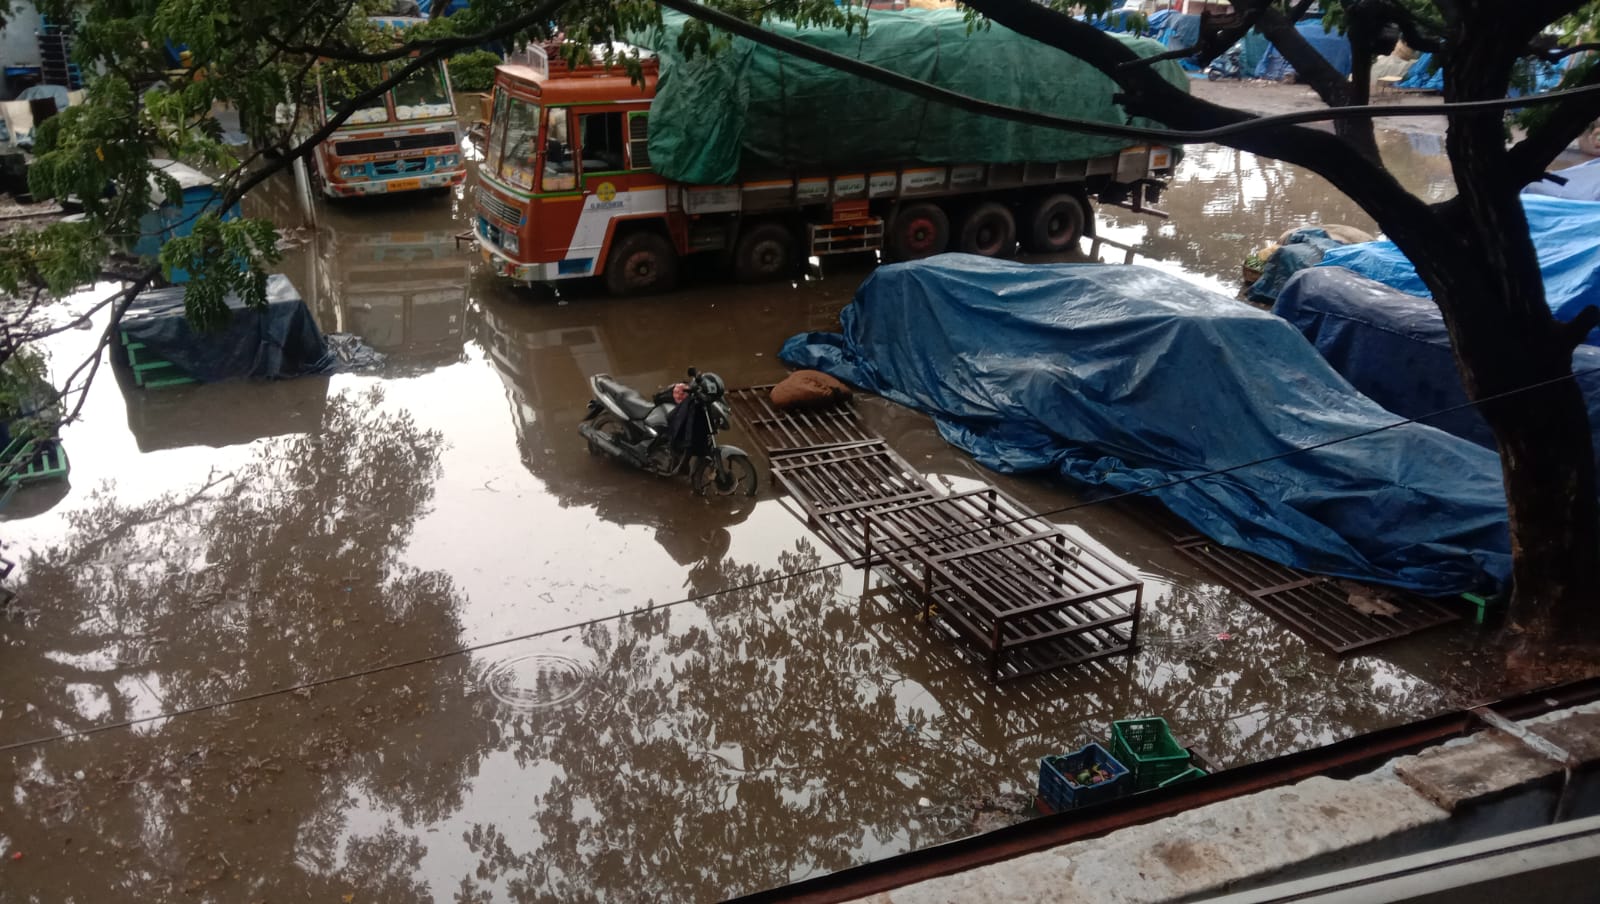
[156, 215, 282, 331]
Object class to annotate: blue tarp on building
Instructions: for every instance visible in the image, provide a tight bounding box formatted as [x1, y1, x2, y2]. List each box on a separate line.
[1318, 195, 1600, 346]
[1274, 266, 1600, 474]
[780, 255, 1511, 595]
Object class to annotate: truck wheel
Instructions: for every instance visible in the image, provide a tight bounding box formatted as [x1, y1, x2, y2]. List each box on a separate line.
[886, 202, 950, 261]
[604, 231, 681, 296]
[1026, 194, 1089, 254]
[957, 202, 1017, 258]
[733, 221, 799, 283]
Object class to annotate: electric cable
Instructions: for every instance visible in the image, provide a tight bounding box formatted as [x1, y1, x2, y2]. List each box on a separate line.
[3, 362, 1595, 753]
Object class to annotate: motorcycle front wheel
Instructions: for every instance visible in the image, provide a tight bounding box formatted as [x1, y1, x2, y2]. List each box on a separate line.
[692, 453, 758, 497]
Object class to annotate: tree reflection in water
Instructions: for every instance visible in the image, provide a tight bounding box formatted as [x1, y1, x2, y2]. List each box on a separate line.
[449, 547, 1455, 902]
[0, 388, 471, 902]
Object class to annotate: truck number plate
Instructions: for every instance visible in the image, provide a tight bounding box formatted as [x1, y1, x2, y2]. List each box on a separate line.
[388, 178, 422, 193]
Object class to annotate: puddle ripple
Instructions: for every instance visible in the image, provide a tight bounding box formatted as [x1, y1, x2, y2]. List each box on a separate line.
[482, 653, 591, 711]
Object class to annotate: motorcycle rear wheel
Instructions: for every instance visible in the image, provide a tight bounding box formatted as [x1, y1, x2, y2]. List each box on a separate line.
[692, 453, 758, 497]
[586, 413, 627, 456]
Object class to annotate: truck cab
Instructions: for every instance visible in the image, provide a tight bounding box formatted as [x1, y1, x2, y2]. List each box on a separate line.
[474, 46, 659, 285]
[309, 16, 467, 198]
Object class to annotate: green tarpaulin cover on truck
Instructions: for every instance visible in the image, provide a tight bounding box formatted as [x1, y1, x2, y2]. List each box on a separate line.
[635, 9, 1189, 185]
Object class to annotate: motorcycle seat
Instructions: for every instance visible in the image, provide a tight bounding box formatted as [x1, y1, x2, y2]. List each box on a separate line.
[595, 376, 656, 421]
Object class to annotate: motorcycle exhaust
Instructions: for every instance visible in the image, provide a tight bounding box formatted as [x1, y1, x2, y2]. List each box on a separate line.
[579, 422, 636, 464]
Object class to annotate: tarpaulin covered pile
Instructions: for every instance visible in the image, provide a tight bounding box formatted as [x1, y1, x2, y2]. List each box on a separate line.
[1247, 227, 1343, 304]
[635, 9, 1188, 184]
[1274, 266, 1600, 473]
[1524, 156, 1600, 202]
[1253, 18, 1353, 80]
[120, 274, 339, 382]
[1318, 195, 1600, 346]
[781, 255, 1511, 595]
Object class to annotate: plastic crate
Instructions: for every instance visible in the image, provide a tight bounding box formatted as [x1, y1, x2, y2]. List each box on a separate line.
[1038, 742, 1130, 811]
[1112, 717, 1193, 791]
[1155, 765, 1208, 790]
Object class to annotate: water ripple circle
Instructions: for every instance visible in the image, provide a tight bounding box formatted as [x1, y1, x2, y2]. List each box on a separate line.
[483, 653, 590, 711]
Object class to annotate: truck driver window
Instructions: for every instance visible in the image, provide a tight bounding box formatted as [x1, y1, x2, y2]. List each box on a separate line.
[542, 109, 576, 192]
[577, 111, 626, 174]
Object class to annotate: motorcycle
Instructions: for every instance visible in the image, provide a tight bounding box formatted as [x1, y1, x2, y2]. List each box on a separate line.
[1205, 44, 1244, 81]
[579, 368, 759, 497]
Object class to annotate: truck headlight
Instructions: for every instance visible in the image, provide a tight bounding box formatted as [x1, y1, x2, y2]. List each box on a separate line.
[501, 232, 519, 253]
[438, 153, 460, 168]
[339, 164, 361, 179]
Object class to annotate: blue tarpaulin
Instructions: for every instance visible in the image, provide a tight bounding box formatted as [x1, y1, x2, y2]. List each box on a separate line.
[1248, 228, 1342, 304]
[1398, 52, 1443, 90]
[1318, 195, 1600, 346]
[1254, 19, 1353, 80]
[1273, 266, 1600, 473]
[1524, 157, 1600, 202]
[780, 256, 1511, 595]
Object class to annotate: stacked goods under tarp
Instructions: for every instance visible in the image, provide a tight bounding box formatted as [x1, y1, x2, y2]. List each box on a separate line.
[781, 255, 1512, 596]
[633, 9, 1188, 185]
[117, 274, 337, 387]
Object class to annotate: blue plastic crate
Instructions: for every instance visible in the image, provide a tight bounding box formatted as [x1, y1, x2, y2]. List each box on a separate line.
[1038, 742, 1129, 811]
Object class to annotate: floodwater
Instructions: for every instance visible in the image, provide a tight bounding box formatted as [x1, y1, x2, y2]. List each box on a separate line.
[0, 131, 1502, 903]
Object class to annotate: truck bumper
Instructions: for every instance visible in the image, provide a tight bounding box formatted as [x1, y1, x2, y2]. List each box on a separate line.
[475, 225, 590, 284]
[323, 169, 466, 199]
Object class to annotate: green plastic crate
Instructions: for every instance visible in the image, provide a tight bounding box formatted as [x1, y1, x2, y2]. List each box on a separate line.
[1111, 717, 1193, 791]
[1155, 765, 1208, 790]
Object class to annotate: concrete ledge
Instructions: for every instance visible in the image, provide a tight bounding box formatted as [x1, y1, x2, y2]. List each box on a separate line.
[858, 775, 1445, 904]
[850, 701, 1600, 904]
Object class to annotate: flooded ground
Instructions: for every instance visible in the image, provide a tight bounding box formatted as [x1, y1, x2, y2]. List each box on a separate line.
[0, 129, 1531, 902]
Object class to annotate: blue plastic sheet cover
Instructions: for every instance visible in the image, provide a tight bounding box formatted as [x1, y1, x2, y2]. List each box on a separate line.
[1318, 195, 1600, 345]
[1247, 227, 1341, 304]
[780, 256, 1511, 595]
[1273, 266, 1600, 473]
[1524, 157, 1600, 202]
[119, 274, 337, 382]
[1399, 52, 1443, 90]
[1253, 19, 1353, 80]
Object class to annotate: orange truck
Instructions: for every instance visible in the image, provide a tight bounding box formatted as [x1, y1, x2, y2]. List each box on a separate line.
[473, 39, 1178, 295]
[308, 16, 467, 199]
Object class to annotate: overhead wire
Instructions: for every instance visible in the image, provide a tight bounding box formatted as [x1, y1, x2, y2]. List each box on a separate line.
[3, 361, 1596, 753]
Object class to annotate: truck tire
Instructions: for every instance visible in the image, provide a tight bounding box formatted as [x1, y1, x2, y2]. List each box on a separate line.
[733, 221, 800, 283]
[957, 202, 1017, 258]
[604, 231, 681, 296]
[887, 202, 950, 261]
[1025, 194, 1089, 254]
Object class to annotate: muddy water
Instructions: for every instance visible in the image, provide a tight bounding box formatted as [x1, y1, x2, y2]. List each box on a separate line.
[0, 135, 1514, 903]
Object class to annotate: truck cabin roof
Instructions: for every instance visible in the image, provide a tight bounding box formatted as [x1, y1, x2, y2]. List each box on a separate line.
[496, 48, 658, 104]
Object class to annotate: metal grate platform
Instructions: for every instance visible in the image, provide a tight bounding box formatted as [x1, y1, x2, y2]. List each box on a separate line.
[726, 385, 875, 456]
[1172, 536, 1460, 655]
[769, 440, 937, 560]
[862, 488, 1142, 680]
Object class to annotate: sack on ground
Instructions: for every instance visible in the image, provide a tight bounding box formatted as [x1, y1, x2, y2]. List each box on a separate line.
[770, 370, 852, 409]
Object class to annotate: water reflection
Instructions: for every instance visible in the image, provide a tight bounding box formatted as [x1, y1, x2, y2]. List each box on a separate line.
[0, 138, 1532, 903]
[1094, 131, 1457, 290]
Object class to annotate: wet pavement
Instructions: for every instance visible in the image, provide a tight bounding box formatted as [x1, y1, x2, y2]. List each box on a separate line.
[0, 130, 1534, 902]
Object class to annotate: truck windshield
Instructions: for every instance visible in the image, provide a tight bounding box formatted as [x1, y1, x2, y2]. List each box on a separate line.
[320, 63, 389, 126]
[393, 64, 453, 120]
[498, 95, 541, 191]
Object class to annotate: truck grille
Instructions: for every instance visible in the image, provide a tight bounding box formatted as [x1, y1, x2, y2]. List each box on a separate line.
[477, 186, 523, 226]
[334, 132, 457, 157]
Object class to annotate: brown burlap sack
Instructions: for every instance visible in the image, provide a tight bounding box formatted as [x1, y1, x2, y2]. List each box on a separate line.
[770, 370, 852, 410]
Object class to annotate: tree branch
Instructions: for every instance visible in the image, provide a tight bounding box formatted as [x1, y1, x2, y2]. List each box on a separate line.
[263, 3, 557, 65]
[1506, 61, 1600, 186]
